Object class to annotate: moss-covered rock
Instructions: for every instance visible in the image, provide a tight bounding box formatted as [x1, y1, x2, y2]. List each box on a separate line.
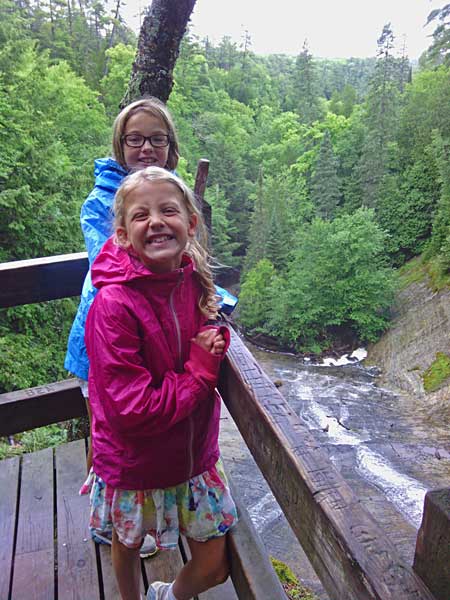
[422, 352, 450, 393]
[270, 557, 318, 600]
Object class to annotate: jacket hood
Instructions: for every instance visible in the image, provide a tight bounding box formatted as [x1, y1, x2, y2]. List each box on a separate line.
[94, 158, 128, 193]
[91, 236, 194, 289]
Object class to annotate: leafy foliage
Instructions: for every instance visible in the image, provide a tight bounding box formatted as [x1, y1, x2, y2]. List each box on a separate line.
[1, 3, 449, 392]
[241, 210, 394, 352]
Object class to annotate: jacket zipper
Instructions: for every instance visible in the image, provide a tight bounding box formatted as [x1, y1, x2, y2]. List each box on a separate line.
[169, 273, 194, 477]
[169, 272, 183, 371]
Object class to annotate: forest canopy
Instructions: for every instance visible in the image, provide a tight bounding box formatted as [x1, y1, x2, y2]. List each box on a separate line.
[1, 0, 450, 390]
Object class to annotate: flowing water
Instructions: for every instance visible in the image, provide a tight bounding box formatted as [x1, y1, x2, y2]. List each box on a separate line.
[219, 342, 450, 598]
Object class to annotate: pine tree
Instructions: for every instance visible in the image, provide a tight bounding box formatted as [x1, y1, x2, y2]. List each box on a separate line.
[310, 130, 340, 220]
[358, 23, 401, 208]
[243, 167, 268, 273]
[422, 3, 450, 67]
[291, 40, 323, 125]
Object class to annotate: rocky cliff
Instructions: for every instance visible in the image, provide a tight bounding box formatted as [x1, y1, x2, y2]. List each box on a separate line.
[367, 277, 450, 429]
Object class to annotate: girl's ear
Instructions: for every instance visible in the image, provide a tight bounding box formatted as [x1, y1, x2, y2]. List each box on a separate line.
[188, 213, 198, 238]
[115, 227, 131, 249]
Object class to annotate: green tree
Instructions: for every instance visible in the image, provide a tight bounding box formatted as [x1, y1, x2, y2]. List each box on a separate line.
[100, 43, 135, 116]
[329, 84, 357, 118]
[290, 40, 324, 124]
[267, 209, 394, 351]
[426, 131, 450, 269]
[421, 3, 450, 67]
[206, 184, 240, 266]
[358, 23, 402, 208]
[243, 168, 268, 273]
[239, 259, 278, 331]
[310, 130, 341, 219]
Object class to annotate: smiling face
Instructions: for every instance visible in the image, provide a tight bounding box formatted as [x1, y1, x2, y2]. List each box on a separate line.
[122, 111, 170, 172]
[117, 180, 197, 273]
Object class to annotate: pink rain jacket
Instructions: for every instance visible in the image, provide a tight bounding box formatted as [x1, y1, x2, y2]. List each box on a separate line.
[85, 237, 229, 490]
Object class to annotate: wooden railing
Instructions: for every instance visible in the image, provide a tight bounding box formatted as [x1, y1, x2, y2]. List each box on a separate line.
[1, 253, 448, 600]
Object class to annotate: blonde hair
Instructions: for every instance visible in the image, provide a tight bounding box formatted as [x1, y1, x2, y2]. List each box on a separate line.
[114, 167, 218, 319]
[112, 98, 180, 171]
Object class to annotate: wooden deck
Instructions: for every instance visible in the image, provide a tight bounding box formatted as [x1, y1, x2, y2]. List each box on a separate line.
[0, 439, 240, 600]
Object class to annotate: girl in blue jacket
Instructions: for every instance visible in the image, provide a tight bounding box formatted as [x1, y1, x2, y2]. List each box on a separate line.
[65, 97, 180, 386]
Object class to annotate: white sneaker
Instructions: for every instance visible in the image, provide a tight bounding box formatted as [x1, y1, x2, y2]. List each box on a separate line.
[146, 581, 171, 600]
[92, 530, 157, 559]
[140, 534, 158, 559]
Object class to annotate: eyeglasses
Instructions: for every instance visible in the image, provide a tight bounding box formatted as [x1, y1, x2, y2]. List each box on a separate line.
[122, 134, 170, 148]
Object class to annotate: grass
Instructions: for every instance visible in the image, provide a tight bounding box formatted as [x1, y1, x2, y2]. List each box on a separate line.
[271, 557, 318, 600]
[397, 256, 427, 289]
[0, 423, 68, 459]
[425, 256, 450, 291]
[396, 255, 450, 292]
[422, 352, 450, 393]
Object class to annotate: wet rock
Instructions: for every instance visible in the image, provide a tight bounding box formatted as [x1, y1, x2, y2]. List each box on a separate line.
[367, 277, 450, 427]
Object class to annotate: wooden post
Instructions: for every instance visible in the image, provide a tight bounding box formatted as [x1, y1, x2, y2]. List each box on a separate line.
[413, 488, 450, 600]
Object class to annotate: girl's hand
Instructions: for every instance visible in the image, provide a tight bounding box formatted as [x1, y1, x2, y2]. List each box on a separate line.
[211, 333, 225, 355]
[192, 329, 226, 355]
[192, 328, 217, 353]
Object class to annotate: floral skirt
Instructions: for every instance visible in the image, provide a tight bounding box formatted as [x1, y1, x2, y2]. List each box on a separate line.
[80, 458, 238, 549]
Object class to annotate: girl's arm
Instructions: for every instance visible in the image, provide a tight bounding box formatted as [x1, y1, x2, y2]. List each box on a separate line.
[86, 289, 228, 439]
[80, 192, 114, 266]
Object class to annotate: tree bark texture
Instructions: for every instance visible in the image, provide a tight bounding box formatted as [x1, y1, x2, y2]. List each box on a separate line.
[121, 0, 197, 107]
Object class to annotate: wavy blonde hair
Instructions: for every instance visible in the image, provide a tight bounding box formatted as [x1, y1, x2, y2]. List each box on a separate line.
[112, 97, 180, 171]
[114, 167, 218, 319]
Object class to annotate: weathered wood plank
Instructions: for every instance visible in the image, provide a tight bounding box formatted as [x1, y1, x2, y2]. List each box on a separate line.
[11, 448, 54, 599]
[218, 330, 436, 600]
[97, 544, 148, 599]
[0, 252, 88, 308]
[55, 440, 100, 599]
[226, 474, 285, 599]
[0, 456, 20, 600]
[413, 488, 450, 600]
[143, 545, 183, 590]
[98, 545, 121, 599]
[0, 379, 86, 437]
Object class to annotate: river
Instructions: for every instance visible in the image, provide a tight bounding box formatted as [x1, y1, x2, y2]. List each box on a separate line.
[219, 341, 450, 599]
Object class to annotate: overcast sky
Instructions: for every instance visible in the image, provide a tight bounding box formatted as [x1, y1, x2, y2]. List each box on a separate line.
[124, 0, 442, 59]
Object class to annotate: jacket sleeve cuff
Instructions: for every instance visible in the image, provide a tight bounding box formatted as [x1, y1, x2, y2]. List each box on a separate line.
[185, 342, 221, 386]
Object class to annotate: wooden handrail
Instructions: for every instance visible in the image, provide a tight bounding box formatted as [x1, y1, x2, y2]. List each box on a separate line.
[0, 252, 88, 308]
[0, 254, 442, 600]
[0, 379, 87, 436]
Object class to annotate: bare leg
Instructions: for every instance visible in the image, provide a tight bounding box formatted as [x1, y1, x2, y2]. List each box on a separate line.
[85, 397, 93, 472]
[172, 536, 229, 600]
[111, 529, 142, 600]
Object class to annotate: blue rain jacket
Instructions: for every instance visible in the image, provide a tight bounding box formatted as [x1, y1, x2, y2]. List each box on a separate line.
[65, 158, 127, 380]
[65, 157, 237, 380]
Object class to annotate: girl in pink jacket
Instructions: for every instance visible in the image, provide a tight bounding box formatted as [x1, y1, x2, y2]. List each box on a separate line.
[84, 166, 237, 600]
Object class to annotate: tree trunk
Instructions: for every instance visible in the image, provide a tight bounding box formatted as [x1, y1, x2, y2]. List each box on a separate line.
[120, 0, 197, 107]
